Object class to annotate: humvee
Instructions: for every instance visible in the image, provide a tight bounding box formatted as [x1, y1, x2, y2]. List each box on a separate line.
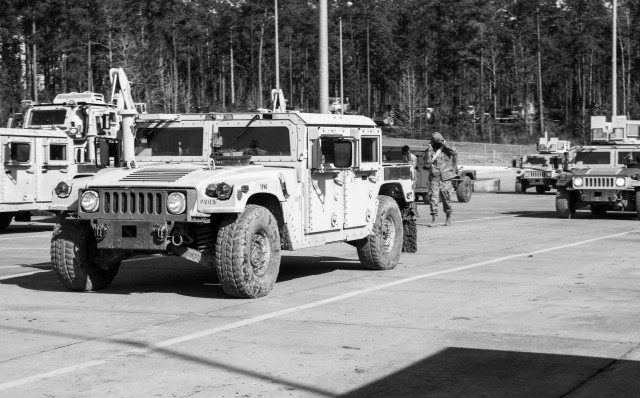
[50, 111, 417, 298]
[0, 92, 121, 230]
[514, 137, 570, 194]
[555, 116, 640, 218]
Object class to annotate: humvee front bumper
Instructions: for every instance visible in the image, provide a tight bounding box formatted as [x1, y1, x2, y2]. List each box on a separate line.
[92, 219, 171, 251]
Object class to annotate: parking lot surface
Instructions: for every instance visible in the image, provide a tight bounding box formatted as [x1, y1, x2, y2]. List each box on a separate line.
[1, 192, 639, 397]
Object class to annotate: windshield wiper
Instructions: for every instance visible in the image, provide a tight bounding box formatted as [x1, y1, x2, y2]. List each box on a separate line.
[231, 114, 260, 146]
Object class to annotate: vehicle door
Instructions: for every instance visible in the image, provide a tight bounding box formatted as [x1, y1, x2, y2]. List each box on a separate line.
[1, 135, 36, 204]
[306, 131, 350, 234]
[39, 137, 72, 202]
[343, 133, 381, 229]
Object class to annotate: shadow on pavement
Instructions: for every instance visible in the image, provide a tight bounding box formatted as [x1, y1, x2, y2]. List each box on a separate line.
[341, 347, 640, 398]
[0, 255, 361, 298]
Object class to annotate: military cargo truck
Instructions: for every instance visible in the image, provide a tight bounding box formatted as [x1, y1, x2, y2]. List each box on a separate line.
[555, 115, 640, 218]
[50, 111, 417, 298]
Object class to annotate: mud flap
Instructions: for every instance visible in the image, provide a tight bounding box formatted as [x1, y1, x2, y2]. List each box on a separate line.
[401, 202, 418, 253]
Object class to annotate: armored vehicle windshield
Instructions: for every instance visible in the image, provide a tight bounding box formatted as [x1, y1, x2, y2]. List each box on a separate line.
[618, 151, 640, 164]
[574, 151, 610, 165]
[135, 127, 204, 157]
[218, 126, 291, 156]
[523, 155, 549, 166]
[29, 109, 67, 126]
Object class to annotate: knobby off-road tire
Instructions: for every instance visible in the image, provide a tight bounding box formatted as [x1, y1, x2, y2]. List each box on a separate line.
[357, 196, 403, 270]
[50, 221, 120, 291]
[214, 205, 281, 298]
[556, 188, 576, 219]
[0, 213, 13, 230]
[401, 203, 418, 253]
[456, 176, 473, 202]
[590, 204, 607, 217]
[535, 186, 547, 194]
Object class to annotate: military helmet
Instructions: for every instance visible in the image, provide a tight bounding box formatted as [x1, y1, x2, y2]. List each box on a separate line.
[431, 132, 444, 143]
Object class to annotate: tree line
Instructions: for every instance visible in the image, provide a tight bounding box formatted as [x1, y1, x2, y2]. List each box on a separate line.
[1, 0, 638, 145]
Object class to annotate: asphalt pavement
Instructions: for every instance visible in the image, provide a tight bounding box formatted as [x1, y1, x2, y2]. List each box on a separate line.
[1, 192, 639, 397]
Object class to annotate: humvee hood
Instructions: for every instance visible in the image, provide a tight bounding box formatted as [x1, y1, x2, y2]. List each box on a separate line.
[85, 163, 289, 188]
[572, 167, 634, 176]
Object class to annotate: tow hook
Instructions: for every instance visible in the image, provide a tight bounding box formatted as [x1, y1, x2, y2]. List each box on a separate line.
[153, 224, 168, 241]
[95, 224, 108, 240]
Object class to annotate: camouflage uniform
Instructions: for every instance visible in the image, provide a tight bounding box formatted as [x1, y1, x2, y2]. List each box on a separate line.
[425, 138, 458, 217]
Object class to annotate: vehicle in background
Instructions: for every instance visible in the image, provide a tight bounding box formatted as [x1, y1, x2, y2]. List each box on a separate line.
[0, 68, 140, 230]
[555, 115, 640, 218]
[383, 146, 476, 203]
[514, 137, 570, 194]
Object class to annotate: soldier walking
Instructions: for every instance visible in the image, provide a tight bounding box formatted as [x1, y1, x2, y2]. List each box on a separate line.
[425, 132, 457, 227]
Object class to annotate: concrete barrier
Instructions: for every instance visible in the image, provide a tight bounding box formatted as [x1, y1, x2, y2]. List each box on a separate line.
[473, 178, 501, 192]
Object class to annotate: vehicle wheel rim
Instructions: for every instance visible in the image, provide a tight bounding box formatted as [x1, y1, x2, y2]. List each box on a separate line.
[250, 230, 271, 276]
[382, 216, 396, 253]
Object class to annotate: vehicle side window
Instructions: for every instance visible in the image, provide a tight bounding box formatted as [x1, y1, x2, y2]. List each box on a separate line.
[628, 124, 639, 138]
[318, 137, 352, 168]
[361, 137, 379, 163]
[49, 144, 67, 161]
[10, 142, 31, 163]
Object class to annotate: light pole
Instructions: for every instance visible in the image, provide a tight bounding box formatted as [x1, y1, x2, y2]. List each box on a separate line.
[319, 0, 329, 113]
[339, 2, 353, 115]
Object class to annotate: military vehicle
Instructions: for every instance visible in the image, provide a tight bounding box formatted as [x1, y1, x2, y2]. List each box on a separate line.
[0, 68, 139, 230]
[50, 104, 417, 298]
[555, 115, 640, 218]
[382, 146, 476, 203]
[514, 137, 570, 194]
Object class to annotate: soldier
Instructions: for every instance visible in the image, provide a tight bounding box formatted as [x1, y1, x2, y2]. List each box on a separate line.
[425, 132, 457, 227]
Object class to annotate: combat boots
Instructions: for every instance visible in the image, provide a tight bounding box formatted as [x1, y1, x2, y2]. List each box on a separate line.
[427, 215, 438, 227]
[444, 213, 452, 226]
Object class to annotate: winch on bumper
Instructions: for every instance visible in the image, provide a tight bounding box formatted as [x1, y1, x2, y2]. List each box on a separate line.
[78, 188, 197, 251]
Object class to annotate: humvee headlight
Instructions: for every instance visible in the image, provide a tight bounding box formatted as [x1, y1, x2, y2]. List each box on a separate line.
[54, 181, 71, 198]
[216, 183, 233, 200]
[167, 192, 186, 214]
[615, 177, 626, 187]
[573, 177, 583, 187]
[546, 171, 552, 177]
[80, 190, 99, 212]
[204, 182, 233, 200]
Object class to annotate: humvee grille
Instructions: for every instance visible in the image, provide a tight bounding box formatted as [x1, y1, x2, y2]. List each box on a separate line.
[102, 190, 166, 216]
[120, 169, 195, 183]
[582, 177, 615, 189]
[524, 171, 545, 178]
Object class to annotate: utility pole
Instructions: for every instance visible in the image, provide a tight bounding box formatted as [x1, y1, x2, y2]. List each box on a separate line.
[32, 20, 37, 102]
[319, 0, 329, 113]
[536, 7, 544, 136]
[612, 0, 617, 116]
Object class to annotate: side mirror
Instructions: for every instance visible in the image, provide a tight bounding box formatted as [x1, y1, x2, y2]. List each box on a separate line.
[10, 142, 31, 163]
[333, 141, 352, 168]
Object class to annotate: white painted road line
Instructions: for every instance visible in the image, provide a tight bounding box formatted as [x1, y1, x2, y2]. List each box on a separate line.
[0, 233, 51, 241]
[0, 270, 50, 281]
[0, 248, 50, 250]
[1, 229, 638, 392]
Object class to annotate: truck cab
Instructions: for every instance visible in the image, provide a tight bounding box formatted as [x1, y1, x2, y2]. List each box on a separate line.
[51, 111, 417, 298]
